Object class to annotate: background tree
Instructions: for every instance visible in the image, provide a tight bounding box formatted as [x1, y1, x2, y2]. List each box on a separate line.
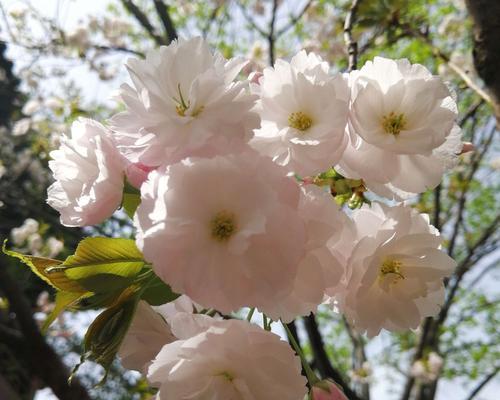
[0, 1, 498, 399]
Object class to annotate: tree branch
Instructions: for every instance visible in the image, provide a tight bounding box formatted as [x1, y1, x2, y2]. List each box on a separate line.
[0, 374, 22, 400]
[343, 317, 370, 400]
[343, 0, 363, 72]
[464, 0, 500, 125]
[400, 317, 434, 400]
[304, 314, 364, 400]
[433, 184, 442, 231]
[152, 0, 178, 44]
[0, 264, 91, 400]
[267, 0, 279, 65]
[121, 0, 166, 45]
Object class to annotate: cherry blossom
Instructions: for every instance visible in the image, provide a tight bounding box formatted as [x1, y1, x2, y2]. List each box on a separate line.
[148, 318, 307, 400]
[135, 150, 348, 319]
[47, 118, 125, 226]
[251, 50, 349, 176]
[110, 37, 258, 167]
[335, 202, 456, 336]
[340, 57, 462, 199]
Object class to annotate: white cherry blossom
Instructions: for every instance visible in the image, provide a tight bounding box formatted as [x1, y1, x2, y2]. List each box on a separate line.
[335, 202, 456, 336]
[148, 318, 307, 400]
[111, 37, 258, 167]
[119, 296, 206, 374]
[251, 50, 349, 176]
[47, 118, 125, 226]
[135, 150, 348, 320]
[340, 57, 462, 199]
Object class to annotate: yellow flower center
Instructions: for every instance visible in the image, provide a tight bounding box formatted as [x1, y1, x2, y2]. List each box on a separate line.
[173, 83, 203, 117]
[217, 371, 235, 382]
[288, 111, 313, 131]
[380, 259, 405, 283]
[381, 112, 407, 135]
[210, 211, 237, 242]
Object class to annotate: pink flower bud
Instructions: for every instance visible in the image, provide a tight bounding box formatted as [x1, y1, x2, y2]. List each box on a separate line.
[126, 162, 156, 189]
[460, 142, 474, 154]
[311, 381, 348, 400]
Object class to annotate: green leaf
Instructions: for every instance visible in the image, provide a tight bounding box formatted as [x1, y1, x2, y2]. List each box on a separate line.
[56, 237, 144, 282]
[42, 291, 88, 332]
[141, 274, 180, 306]
[74, 290, 124, 310]
[2, 241, 85, 293]
[318, 167, 341, 179]
[74, 286, 140, 381]
[122, 180, 141, 218]
[123, 192, 141, 218]
[77, 274, 135, 293]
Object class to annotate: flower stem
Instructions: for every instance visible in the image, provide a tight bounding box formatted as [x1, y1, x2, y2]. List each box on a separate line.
[282, 321, 319, 385]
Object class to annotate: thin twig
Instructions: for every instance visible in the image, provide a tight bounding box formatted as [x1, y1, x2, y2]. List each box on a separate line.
[202, 3, 222, 38]
[93, 45, 144, 57]
[465, 367, 500, 400]
[0, 3, 15, 41]
[438, 213, 500, 326]
[447, 122, 496, 257]
[459, 99, 485, 127]
[276, 0, 313, 37]
[465, 258, 499, 290]
[236, 2, 267, 37]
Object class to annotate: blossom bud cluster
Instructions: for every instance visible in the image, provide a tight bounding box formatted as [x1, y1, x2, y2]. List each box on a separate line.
[410, 352, 444, 383]
[11, 218, 63, 257]
[46, 37, 460, 397]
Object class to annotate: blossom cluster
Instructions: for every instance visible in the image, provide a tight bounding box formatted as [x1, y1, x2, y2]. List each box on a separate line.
[410, 352, 444, 383]
[46, 37, 460, 398]
[11, 218, 63, 257]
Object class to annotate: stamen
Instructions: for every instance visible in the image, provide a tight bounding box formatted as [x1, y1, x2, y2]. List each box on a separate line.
[217, 371, 234, 382]
[380, 259, 405, 282]
[174, 83, 191, 116]
[288, 111, 313, 131]
[210, 211, 237, 242]
[381, 112, 407, 135]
